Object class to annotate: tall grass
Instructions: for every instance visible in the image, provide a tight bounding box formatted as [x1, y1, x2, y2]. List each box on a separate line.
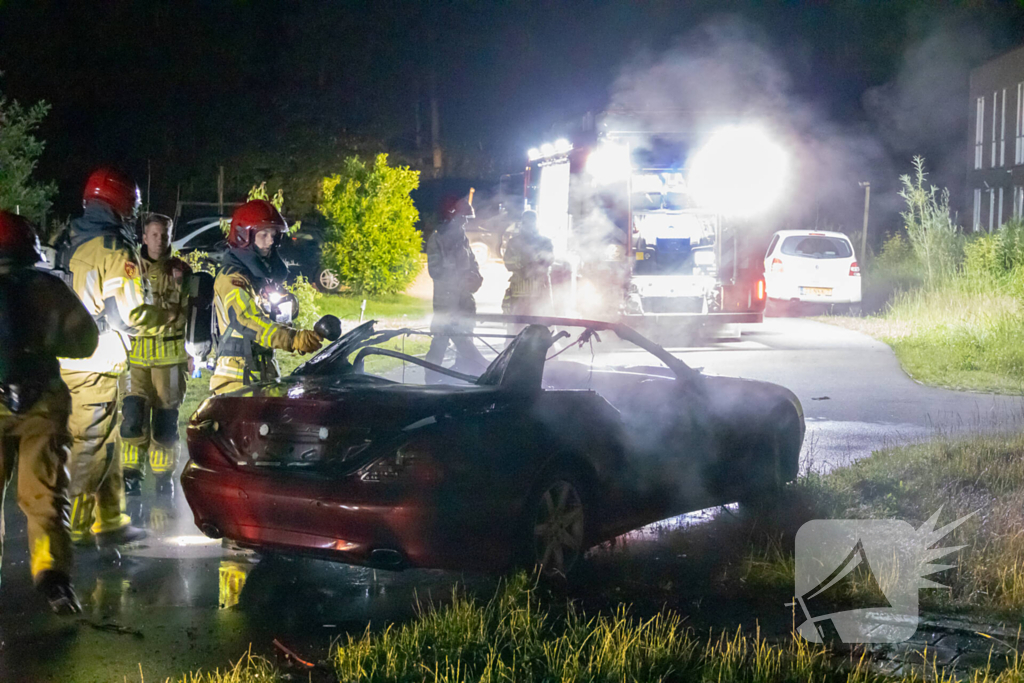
[162, 569, 1024, 682]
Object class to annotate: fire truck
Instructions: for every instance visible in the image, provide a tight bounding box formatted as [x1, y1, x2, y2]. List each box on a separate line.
[522, 122, 769, 335]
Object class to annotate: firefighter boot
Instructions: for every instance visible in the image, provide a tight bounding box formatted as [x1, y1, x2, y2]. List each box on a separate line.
[35, 570, 82, 616]
[123, 468, 143, 497]
[154, 475, 174, 497]
[95, 524, 147, 548]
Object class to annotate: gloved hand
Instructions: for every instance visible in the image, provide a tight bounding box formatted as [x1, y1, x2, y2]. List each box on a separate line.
[130, 304, 165, 327]
[292, 329, 323, 354]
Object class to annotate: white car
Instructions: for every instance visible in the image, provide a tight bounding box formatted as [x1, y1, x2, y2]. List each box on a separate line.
[763, 230, 861, 312]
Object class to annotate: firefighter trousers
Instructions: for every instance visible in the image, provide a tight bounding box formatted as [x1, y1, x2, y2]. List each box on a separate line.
[119, 362, 188, 477]
[60, 370, 130, 543]
[0, 388, 74, 585]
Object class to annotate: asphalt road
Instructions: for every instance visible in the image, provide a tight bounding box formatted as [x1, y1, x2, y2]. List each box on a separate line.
[1, 294, 1022, 680]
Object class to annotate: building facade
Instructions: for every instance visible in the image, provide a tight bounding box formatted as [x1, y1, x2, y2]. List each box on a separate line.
[968, 45, 1024, 232]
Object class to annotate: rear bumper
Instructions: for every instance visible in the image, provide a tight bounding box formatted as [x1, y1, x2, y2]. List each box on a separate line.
[765, 277, 861, 304]
[180, 454, 513, 572]
[624, 311, 763, 324]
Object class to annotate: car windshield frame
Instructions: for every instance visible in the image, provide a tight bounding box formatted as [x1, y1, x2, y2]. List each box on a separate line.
[292, 315, 699, 384]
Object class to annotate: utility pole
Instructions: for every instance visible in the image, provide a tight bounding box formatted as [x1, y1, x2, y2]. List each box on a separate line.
[859, 181, 871, 262]
[430, 71, 442, 177]
[217, 165, 225, 216]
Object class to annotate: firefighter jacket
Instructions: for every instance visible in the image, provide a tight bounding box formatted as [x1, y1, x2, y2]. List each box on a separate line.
[57, 204, 153, 375]
[427, 219, 483, 314]
[127, 252, 191, 367]
[212, 251, 297, 387]
[0, 266, 99, 416]
[503, 230, 554, 299]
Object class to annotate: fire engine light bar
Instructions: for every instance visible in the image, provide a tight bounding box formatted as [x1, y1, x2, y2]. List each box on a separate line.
[528, 140, 574, 162]
[528, 148, 542, 161]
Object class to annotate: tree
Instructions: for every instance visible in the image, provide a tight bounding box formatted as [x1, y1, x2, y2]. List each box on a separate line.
[0, 92, 56, 223]
[318, 154, 422, 296]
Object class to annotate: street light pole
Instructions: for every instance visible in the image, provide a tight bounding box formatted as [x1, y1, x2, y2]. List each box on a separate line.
[858, 181, 871, 262]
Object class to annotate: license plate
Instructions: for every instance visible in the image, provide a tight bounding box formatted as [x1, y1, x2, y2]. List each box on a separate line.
[801, 287, 833, 296]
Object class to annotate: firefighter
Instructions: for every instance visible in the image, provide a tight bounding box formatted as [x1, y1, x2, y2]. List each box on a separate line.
[424, 191, 487, 379]
[120, 214, 190, 496]
[502, 210, 553, 316]
[0, 211, 98, 614]
[58, 168, 157, 548]
[210, 200, 323, 395]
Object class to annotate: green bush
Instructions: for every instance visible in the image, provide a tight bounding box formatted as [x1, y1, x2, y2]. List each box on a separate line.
[318, 154, 422, 296]
[284, 274, 321, 330]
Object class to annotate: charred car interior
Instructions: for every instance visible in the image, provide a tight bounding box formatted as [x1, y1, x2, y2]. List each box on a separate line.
[182, 316, 804, 578]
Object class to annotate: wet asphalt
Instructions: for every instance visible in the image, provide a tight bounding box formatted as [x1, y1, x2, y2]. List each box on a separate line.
[2, 298, 1023, 680]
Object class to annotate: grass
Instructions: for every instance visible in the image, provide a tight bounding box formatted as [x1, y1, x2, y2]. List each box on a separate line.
[320, 292, 432, 321]
[158, 573, 1024, 682]
[744, 431, 1024, 617]
[823, 275, 1024, 394]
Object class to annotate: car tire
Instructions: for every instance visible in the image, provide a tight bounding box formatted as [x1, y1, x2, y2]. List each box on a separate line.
[316, 267, 341, 293]
[519, 471, 588, 582]
[471, 242, 490, 265]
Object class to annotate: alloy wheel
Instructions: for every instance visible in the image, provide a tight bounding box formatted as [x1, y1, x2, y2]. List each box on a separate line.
[533, 479, 584, 577]
[319, 268, 341, 291]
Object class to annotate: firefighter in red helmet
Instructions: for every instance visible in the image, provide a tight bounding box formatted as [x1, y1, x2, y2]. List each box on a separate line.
[57, 168, 158, 548]
[0, 210, 99, 614]
[424, 189, 487, 381]
[210, 200, 323, 395]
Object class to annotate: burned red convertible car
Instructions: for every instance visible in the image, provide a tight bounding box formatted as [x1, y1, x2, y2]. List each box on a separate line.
[182, 316, 804, 577]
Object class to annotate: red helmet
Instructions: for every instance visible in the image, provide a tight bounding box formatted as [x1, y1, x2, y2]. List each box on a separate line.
[228, 200, 288, 249]
[83, 167, 141, 220]
[0, 211, 42, 264]
[439, 190, 475, 221]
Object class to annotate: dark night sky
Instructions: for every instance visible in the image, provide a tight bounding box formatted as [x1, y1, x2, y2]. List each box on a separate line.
[2, 0, 1024, 229]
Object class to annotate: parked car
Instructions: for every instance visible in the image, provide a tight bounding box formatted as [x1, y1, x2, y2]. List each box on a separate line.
[763, 230, 861, 313]
[171, 218, 342, 292]
[181, 315, 804, 579]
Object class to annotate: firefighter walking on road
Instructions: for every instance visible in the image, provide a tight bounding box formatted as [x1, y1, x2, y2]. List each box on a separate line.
[424, 191, 488, 379]
[58, 168, 158, 548]
[210, 200, 322, 395]
[0, 211, 98, 614]
[120, 214, 191, 496]
[502, 210, 553, 316]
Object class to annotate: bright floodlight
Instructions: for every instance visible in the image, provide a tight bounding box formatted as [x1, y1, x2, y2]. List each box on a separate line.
[554, 138, 572, 153]
[688, 125, 788, 218]
[528, 147, 542, 161]
[540, 142, 556, 157]
[585, 140, 631, 185]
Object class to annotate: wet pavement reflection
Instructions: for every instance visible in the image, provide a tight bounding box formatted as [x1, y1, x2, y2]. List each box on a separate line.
[0, 479, 497, 682]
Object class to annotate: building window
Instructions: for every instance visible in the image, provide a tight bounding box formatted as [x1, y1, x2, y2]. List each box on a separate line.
[976, 96, 985, 170]
[992, 90, 999, 168]
[989, 188, 996, 232]
[1018, 83, 1024, 165]
[999, 186, 1004, 227]
[975, 188, 983, 230]
[1016, 186, 1024, 219]
[1000, 88, 1007, 167]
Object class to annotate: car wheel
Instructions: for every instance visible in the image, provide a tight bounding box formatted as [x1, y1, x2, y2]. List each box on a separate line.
[317, 267, 341, 292]
[471, 242, 490, 265]
[526, 474, 587, 580]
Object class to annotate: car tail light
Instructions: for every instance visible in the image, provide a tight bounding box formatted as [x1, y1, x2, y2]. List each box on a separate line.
[756, 279, 765, 300]
[771, 258, 783, 273]
[361, 444, 443, 484]
[849, 261, 860, 276]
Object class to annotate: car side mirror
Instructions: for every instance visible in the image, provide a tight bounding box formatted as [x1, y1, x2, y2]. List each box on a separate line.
[314, 314, 343, 341]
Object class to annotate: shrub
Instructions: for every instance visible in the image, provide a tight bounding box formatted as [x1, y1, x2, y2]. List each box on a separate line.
[898, 156, 963, 287]
[318, 154, 422, 296]
[284, 275, 321, 330]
